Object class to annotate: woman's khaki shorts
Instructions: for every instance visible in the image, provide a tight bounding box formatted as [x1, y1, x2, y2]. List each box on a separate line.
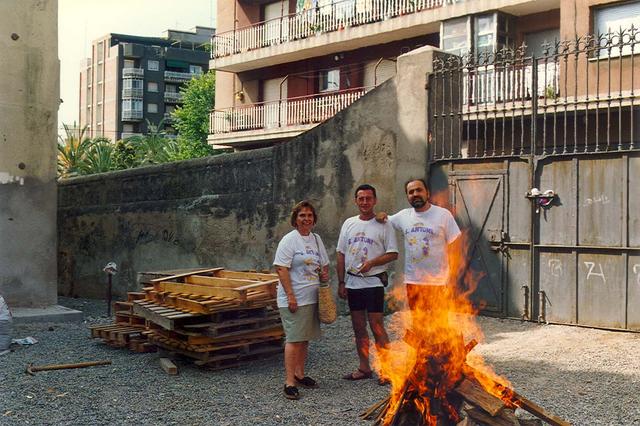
[279, 303, 321, 343]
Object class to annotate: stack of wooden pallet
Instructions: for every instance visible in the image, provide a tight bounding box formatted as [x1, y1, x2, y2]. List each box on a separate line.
[134, 267, 284, 369]
[89, 292, 156, 353]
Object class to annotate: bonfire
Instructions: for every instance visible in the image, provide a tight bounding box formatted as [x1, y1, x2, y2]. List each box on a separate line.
[361, 233, 570, 426]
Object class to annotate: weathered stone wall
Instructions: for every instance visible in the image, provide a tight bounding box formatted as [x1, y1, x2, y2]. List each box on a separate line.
[58, 47, 441, 299]
[0, 0, 59, 307]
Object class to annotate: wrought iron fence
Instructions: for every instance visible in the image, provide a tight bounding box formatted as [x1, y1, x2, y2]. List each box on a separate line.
[429, 28, 640, 160]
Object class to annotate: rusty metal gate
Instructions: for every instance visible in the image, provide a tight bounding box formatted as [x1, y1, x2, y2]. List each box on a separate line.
[428, 30, 640, 330]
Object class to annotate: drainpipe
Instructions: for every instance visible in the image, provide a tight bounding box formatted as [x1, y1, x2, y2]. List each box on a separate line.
[538, 290, 546, 323]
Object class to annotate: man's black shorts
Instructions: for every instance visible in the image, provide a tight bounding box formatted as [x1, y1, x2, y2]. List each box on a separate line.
[347, 287, 385, 313]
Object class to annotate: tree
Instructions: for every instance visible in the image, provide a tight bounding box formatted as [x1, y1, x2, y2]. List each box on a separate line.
[82, 137, 115, 174]
[172, 71, 217, 160]
[57, 122, 92, 178]
[132, 119, 178, 165]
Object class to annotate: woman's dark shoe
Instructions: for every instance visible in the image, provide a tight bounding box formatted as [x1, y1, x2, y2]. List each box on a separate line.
[295, 375, 318, 388]
[342, 368, 373, 381]
[283, 385, 300, 400]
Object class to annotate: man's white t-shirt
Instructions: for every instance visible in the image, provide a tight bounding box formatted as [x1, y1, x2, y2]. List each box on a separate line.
[389, 205, 461, 286]
[273, 230, 330, 308]
[336, 216, 398, 289]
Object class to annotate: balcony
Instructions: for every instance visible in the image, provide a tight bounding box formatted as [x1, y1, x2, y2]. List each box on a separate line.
[121, 88, 143, 99]
[122, 110, 143, 121]
[164, 71, 196, 83]
[163, 112, 174, 122]
[121, 132, 143, 139]
[122, 67, 144, 79]
[164, 92, 183, 103]
[210, 0, 560, 73]
[209, 87, 369, 147]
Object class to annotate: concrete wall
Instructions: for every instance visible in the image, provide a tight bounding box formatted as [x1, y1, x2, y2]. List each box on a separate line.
[58, 47, 440, 299]
[0, 0, 59, 307]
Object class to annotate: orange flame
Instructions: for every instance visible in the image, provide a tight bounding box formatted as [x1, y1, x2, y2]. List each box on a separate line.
[371, 193, 513, 424]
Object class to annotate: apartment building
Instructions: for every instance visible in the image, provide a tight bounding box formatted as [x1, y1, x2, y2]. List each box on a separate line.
[208, 0, 639, 150]
[79, 27, 215, 141]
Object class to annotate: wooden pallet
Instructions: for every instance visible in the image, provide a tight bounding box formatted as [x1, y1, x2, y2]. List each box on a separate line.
[148, 267, 279, 305]
[89, 324, 156, 353]
[148, 332, 284, 366]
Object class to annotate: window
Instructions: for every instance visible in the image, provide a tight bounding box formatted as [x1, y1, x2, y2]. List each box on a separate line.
[525, 29, 560, 57]
[442, 13, 515, 57]
[189, 65, 203, 75]
[97, 63, 103, 83]
[319, 69, 340, 92]
[442, 17, 470, 56]
[595, 1, 640, 56]
[147, 82, 158, 92]
[123, 124, 134, 132]
[147, 103, 158, 113]
[475, 14, 495, 55]
[165, 105, 175, 114]
[123, 79, 143, 89]
[165, 84, 178, 93]
[122, 99, 143, 111]
[96, 41, 104, 60]
[147, 60, 159, 71]
[124, 59, 135, 68]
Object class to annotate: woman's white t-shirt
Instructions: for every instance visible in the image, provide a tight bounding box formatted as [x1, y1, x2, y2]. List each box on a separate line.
[273, 230, 330, 308]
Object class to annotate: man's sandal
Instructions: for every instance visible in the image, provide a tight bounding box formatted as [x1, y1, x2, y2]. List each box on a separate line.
[295, 375, 318, 388]
[342, 368, 373, 381]
[283, 385, 300, 400]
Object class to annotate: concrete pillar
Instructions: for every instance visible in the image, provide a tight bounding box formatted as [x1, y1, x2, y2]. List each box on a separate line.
[0, 0, 59, 307]
[393, 45, 440, 209]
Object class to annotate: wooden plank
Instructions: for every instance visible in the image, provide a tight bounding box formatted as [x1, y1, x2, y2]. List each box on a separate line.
[234, 279, 279, 291]
[127, 292, 146, 301]
[150, 268, 225, 283]
[464, 406, 517, 426]
[159, 358, 178, 375]
[154, 281, 247, 302]
[133, 302, 177, 331]
[216, 270, 277, 281]
[185, 275, 255, 288]
[454, 379, 506, 416]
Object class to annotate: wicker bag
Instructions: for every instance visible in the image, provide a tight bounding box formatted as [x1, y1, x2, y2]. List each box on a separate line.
[318, 283, 337, 324]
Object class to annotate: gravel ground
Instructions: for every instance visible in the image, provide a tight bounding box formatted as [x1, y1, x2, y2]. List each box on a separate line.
[0, 297, 639, 425]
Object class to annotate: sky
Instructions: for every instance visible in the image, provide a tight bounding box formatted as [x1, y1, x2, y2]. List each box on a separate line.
[58, 0, 216, 134]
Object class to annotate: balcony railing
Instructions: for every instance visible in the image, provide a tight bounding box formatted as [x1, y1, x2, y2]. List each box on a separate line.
[122, 88, 143, 99]
[164, 92, 183, 103]
[122, 67, 144, 78]
[430, 30, 640, 159]
[212, 0, 443, 58]
[211, 87, 369, 135]
[164, 71, 196, 83]
[163, 112, 174, 122]
[121, 132, 143, 139]
[122, 110, 143, 121]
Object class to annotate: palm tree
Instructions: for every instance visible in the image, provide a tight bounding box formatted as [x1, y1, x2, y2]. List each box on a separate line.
[57, 122, 92, 178]
[82, 137, 115, 174]
[133, 119, 178, 165]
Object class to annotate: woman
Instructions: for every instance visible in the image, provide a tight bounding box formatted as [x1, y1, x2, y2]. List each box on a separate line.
[273, 200, 330, 400]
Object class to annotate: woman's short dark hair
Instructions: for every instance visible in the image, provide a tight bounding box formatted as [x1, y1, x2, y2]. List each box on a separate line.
[290, 200, 318, 227]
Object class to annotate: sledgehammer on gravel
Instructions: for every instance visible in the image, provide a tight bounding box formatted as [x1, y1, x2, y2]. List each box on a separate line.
[26, 360, 111, 375]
